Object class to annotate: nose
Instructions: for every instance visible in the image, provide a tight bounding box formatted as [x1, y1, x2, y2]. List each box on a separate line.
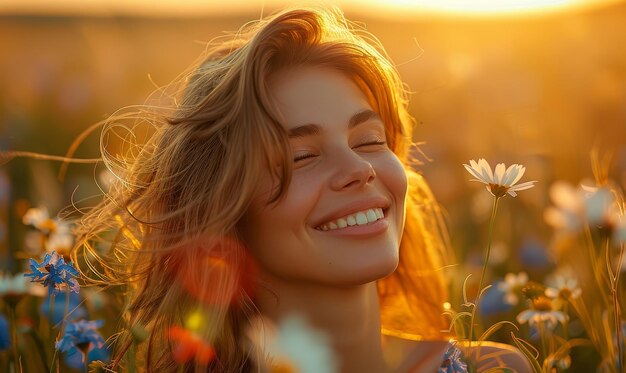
[329, 152, 376, 191]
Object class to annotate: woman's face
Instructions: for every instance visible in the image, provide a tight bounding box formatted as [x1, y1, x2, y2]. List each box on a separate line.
[241, 66, 408, 286]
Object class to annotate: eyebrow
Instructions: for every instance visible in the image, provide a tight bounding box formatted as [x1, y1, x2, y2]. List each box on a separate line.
[287, 109, 382, 138]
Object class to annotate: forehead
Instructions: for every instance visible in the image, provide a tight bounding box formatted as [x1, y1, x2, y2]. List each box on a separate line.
[268, 66, 373, 130]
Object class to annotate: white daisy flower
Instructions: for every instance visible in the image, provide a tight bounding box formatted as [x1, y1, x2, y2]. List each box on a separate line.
[247, 315, 337, 373]
[545, 272, 582, 310]
[544, 182, 586, 232]
[22, 206, 68, 236]
[545, 274, 582, 301]
[517, 308, 568, 332]
[22, 206, 75, 256]
[497, 272, 528, 306]
[463, 159, 537, 198]
[585, 188, 626, 244]
[0, 271, 46, 304]
[47, 229, 75, 257]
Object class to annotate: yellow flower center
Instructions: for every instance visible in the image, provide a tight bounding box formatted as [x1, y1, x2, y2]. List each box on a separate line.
[558, 288, 572, 300]
[532, 296, 553, 311]
[488, 184, 509, 198]
[39, 219, 58, 234]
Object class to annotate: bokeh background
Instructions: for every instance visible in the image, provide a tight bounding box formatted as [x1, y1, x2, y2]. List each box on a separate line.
[1, 0, 626, 279]
[2, 1, 626, 371]
[0, 0, 626, 270]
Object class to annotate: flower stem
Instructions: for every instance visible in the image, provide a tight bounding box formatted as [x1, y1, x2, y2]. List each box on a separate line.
[82, 351, 88, 373]
[607, 237, 623, 372]
[539, 323, 548, 362]
[562, 302, 569, 341]
[61, 289, 70, 335]
[7, 304, 20, 373]
[469, 196, 500, 350]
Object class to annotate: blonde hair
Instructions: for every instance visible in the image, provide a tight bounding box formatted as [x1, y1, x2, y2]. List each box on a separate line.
[70, 6, 450, 372]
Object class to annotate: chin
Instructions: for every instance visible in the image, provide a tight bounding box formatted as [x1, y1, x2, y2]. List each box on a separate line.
[334, 251, 399, 286]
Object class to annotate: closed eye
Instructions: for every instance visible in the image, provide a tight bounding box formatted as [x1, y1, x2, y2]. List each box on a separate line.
[356, 140, 387, 148]
[294, 152, 317, 162]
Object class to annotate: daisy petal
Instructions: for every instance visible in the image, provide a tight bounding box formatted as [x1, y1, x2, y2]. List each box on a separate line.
[509, 181, 537, 192]
[509, 165, 526, 186]
[464, 164, 484, 182]
[494, 163, 506, 184]
[516, 310, 533, 324]
[478, 159, 494, 183]
[545, 288, 558, 298]
[500, 164, 518, 186]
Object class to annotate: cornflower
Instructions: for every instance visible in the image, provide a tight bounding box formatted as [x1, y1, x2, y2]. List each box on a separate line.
[55, 319, 105, 360]
[24, 251, 80, 295]
[439, 341, 468, 373]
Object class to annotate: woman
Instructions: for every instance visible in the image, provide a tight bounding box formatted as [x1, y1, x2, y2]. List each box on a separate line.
[69, 6, 529, 372]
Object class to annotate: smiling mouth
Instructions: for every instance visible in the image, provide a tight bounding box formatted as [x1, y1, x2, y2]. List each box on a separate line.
[315, 207, 387, 231]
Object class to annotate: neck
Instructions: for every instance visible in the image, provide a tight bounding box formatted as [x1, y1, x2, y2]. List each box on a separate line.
[254, 273, 390, 373]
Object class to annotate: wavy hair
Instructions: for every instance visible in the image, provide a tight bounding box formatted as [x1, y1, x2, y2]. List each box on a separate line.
[69, 6, 451, 372]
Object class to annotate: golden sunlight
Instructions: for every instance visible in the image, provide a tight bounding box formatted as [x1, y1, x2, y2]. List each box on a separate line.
[357, 0, 623, 16]
[0, 0, 622, 17]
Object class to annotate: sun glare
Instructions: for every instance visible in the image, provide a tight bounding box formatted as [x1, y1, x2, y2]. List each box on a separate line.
[354, 0, 621, 17]
[0, 0, 621, 17]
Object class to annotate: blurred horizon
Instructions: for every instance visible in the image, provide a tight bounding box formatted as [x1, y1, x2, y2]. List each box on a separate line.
[0, 0, 623, 19]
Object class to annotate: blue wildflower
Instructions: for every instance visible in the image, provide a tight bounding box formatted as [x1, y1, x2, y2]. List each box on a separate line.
[64, 343, 110, 370]
[479, 281, 513, 317]
[55, 319, 105, 354]
[519, 238, 553, 269]
[24, 251, 79, 295]
[0, 314, 10, 350]
[439, 341, 468, 373]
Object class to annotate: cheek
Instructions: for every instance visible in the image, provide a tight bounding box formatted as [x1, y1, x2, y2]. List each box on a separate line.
[240, 174, 323, 258]
[376, 154, 408, 232]
[378, 154, 408, 203]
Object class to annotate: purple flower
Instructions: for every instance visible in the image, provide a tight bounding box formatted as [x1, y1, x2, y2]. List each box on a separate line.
[55, 319, 105, 354]
[439, 342, 468, 373]
[24, 251, 79, 295]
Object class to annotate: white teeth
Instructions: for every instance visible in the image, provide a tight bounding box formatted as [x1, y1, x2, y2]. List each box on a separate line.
[355, 212, 367, 225]
[317, 208, 385, 231]
[366, 209, 377, 222]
